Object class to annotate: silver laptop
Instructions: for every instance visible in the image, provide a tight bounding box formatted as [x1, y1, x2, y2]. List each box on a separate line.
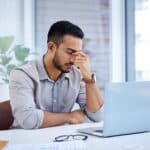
[78, 81, 150, 137]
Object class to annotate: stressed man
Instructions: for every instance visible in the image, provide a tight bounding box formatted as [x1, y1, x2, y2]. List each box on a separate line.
[9, 21, 103, 129]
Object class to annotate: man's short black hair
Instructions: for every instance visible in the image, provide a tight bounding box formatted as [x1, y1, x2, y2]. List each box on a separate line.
[47, 20, 84, 46]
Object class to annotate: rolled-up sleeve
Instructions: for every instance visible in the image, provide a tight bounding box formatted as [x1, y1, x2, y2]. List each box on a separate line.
[9, 69, 43, 129]
[76, 81, 103, 122]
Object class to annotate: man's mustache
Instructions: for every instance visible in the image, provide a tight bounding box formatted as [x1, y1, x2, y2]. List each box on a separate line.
[66, 62, 74, 65]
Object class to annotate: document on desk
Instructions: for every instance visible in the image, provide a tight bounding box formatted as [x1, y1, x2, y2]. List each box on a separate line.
[4, 141, 86, 150]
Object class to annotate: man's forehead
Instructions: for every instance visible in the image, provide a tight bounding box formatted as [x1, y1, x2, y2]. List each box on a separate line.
[62, 35, 83, 43]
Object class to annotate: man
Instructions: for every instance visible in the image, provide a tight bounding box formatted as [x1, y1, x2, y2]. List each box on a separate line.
[9, 21, 103, 129]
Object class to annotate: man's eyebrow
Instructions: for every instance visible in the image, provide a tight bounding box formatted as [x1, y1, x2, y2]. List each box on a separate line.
[67, 48, 81, 53]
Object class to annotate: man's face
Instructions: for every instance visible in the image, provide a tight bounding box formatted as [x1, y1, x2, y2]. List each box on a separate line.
[53, 35, 82, 73]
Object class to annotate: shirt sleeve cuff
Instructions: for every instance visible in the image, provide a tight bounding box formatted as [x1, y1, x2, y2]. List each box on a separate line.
[35, 109, 44, 129]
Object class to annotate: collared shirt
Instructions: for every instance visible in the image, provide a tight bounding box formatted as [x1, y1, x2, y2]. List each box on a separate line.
[9, 58, 102, 129]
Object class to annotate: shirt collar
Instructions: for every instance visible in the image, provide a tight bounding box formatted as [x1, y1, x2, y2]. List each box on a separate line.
[36, 58, 48, 80]
[36, 57, 70, 81]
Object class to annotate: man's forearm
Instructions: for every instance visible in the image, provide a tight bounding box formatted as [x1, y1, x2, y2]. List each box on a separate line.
[41, 111, 70, 128]
[85, 83, 103, 112]
[40, 109, 85, 128]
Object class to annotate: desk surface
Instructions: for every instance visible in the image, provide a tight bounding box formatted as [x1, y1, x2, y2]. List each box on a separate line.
[0, 122, 150, 150]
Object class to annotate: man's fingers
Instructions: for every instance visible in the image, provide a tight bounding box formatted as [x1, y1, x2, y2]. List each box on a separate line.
[72, 51, 87, 58]
[78, 51, 87, 57]
[75, 58, 87, 61]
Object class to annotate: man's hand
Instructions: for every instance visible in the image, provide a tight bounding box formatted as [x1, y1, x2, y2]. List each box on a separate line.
[73, 52, 92, 80]
[68, 109, 85, 124]
[41, 109, 85, 128]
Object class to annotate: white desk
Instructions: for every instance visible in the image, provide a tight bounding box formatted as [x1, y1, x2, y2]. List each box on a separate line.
[0, 122, 150, 150]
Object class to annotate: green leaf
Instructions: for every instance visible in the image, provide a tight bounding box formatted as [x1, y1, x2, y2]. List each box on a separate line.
[20, 60, 28, 65]
[0, 36, 14, 53]
[0, 67, 5, 74]
[7, 64, 16, 75]
[2, 78, 9, 83]
[14, 45, 30, 61]
[0, 68, 8, 81]
[1, 56, 12, 65]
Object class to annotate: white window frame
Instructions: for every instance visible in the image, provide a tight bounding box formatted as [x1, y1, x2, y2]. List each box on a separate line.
[125, 0, 135, 81]
[110, 0, 126, 82]
[23, 0, 35, 51]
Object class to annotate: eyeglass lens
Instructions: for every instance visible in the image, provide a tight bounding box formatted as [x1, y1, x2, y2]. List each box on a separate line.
[73, 135, 87, 140]
[54, 134, 88, 142]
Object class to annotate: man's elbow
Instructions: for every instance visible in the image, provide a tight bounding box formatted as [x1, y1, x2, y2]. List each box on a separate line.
[88, 115, 102, 122]
[16, 110, 43, 129]
[85, 107, 103, 122]
[20, 117, 38, 129]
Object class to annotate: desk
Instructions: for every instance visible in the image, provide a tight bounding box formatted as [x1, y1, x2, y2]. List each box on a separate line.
[0, 122, 150, 150]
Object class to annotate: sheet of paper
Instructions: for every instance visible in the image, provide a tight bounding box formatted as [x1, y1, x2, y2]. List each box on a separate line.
[4, 141, 86, 150]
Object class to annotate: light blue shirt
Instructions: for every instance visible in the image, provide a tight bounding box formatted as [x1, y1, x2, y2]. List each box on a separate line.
[9, 58, 102, 129]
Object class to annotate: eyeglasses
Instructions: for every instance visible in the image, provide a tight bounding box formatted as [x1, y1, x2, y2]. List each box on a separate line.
[54, 134, 88, 142]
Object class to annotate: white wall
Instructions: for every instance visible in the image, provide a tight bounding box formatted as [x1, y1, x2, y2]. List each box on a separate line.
[0, 84, 9, 101]
[0, 0, 35, 49]
[0, 0, 23, 44]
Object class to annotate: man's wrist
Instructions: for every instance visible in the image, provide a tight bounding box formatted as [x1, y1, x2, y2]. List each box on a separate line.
[66, 112, 71, 124]
[83, 73, 96, 84]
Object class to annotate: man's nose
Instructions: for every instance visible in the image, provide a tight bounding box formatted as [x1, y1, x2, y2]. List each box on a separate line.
[70, 55, 76, 62]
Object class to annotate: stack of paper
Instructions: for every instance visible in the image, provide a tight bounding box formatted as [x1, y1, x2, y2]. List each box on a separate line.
[4, 141, 86, 150]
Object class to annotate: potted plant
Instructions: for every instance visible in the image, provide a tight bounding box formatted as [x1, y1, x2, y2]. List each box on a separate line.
[0, 36, 37, 84]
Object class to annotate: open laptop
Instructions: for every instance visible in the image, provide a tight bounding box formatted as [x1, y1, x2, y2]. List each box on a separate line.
[78, 81, 150, 137]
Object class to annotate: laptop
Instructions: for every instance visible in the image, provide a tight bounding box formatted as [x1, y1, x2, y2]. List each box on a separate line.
[78, 81, 150, 137]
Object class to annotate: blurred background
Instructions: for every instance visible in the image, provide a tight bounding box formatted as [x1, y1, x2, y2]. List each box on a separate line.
[0, 0, 150, 95]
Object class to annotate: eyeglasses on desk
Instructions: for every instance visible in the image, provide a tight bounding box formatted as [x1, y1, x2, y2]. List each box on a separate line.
[54, 134, 88, 142]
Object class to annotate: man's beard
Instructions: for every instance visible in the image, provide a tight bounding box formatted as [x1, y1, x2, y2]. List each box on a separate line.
[53, 55, 74, 73]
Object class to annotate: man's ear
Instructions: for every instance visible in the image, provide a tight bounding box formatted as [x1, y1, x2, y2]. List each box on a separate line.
[47, 41, 57, 53]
